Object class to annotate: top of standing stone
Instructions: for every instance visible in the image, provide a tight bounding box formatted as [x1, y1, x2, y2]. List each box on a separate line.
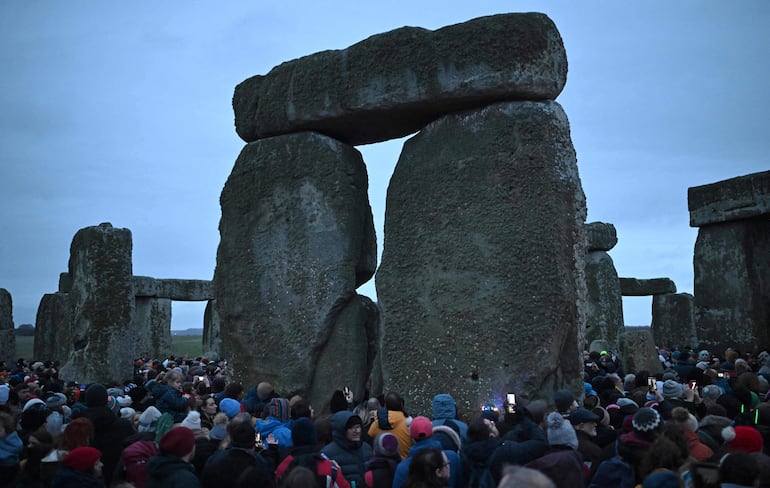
[688, 170, 770, 227]
[233, 12, 568, 146]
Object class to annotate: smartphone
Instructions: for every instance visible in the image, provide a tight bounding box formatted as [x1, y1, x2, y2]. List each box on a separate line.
[254, 432, 262, 448]
[506, 393, 516, 405]
[717, 372, 726, 378]
[689, 380, 697, 390]
[647, 377, 657, 390]
[195, 375, 205, 383]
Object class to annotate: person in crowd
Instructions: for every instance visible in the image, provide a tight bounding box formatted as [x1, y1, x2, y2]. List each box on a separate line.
[569, 407, 603, 482]
[322, 410, 374, 487]
[146, 426, 200, 488]
[198, 394, 218, 431]
[364, 432, 400, 488]
[525, 411, 583, 488]
[202, 412, 275, 488]
[497, 465, 555, 488]
[719, 452, 760, 487]
[402, 446, 450, 488]
[368, 391, 412, 460]
[71, 384, 133, 486]
[278, 466, 319, 487]
[255, 397, 293, 451]
[553, 390, 578, 419]
[431, 394, 468, 442]
[0, 411, 23, 486]
[393, 416, 461, 488]
[152, 370, 191, 423]
[275, 416, 350, 488]
[51, 446, 104, 488]
[670, 406, 713, 461]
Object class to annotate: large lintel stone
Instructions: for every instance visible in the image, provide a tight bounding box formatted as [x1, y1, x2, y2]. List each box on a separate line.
[620, 277, 676, 296]
[133, 276, 213, 301]
[234, 13, 567, 146]
[688, 170, 770, 227]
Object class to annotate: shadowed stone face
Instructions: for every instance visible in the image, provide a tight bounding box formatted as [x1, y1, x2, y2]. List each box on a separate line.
[376, 100, 586, 416]
[0, 288, 15, 365]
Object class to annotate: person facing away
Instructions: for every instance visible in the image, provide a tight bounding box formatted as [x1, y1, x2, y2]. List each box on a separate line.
[146, 426, 200, 488]
[403, 446, 451, 488]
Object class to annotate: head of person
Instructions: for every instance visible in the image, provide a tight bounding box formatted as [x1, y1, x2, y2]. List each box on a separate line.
[553, 389, 577, 414]
[719, 452, 759, 487]
[158, 426, 196, 461]
[467, 416, 498, 443]
[410, 415, 434, 442]
[60, 417, 95, 451]
[163, 370, 183, 392]
[63, 447, 103, 478]
[404, 446, 450, 487]
[331, 411, 363, 447]
[498, 465, 556, 488]
[199, 394, 217, 416]
[632, 407, 663, 442]
[569, 407, 600, 437]
[384, 391, 404, 412]
[545, 411, 578, 449]
[229, 412, 258, 449]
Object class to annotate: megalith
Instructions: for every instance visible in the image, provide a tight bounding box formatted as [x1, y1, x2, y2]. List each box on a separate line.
[132, 298, 172, 359]
[689, 171, 770, 352]
[213, 132, 378, 410]
[619, 278, 677, 296]
[651, 293, 697, 349]
[618, 327, 662, 375]
[583, 222, 623, 349]
[233, 13, 567, 146]
[202, 299, 222, 358]
[34, 293, 70, 363]
[376, 101, 587, 416]
[0, 289, 15, 365]
[59, 223, 135, 384]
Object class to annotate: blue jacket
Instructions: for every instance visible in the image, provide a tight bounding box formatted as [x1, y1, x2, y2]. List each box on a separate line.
[255, 417, 293, 449]
[392, 438, 461, 488]
[431, 394, 468, 442]
[0, 431, 23, 466]
[322, 411, 373, 487]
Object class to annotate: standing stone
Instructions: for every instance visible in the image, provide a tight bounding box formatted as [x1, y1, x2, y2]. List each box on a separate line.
[0, 289, 15, 365]
[214, 132, 378, 408]
[377, 101, 586, 416]
[202, 300, 221, 359]
[693, 220, 770, 351]
[234, 13, 568, 146]
[618, 327, 662, 375]
[34, 293, 70, 363]
[584, 251, 623, 350]
[133, 298, 172, 359]
[651, 293, 697, 350]
[59, 223, 135, 384]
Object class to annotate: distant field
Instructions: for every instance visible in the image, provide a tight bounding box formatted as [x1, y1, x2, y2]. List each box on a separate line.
[14, 335, 204, 362]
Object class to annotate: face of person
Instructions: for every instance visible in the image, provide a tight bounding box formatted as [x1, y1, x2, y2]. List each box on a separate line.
[483, 418, 499, 438]
[203, 397, 217, 415]
[436, 452, 451, 481]
[18, 390, 30, 401]
[577, 421, 597, 436]
[171, 378, 182, 392]
[92, 459, 103, 477]
[345, 423, 362, 442]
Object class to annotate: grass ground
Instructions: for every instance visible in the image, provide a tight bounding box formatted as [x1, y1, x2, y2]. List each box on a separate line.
[14, 335, 204, 362]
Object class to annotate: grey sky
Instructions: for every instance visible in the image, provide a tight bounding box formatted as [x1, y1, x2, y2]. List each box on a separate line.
[1, 1, 768, 332]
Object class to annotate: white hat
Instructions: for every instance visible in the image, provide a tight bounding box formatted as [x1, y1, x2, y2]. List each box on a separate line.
[181, 411, 201, 431]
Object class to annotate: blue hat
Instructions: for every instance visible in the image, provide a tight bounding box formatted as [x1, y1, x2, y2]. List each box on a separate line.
[584, 382, 597, 397]
[219, 398, 241, 419]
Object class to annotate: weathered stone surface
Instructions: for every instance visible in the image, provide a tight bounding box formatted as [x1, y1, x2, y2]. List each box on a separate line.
[588, 340, 611, 354]
[133, 298, 172, 359]
[584, 251, 623, 350]
[618, 327, 662, 375]
[0, 289, 15, 364]
[688, 170, 770, 227]
[202, 300, 221, 358]
[214, 132, 377, 398]
[376, 101, 586, 416]
[58, 272, 71, 293]
[619, 277, 677, 296]
[694, 220, 770, 351]
[234, 13, 567, 146]
[651, 293, 697, 349]
[133, 277, 213, 301]
[585, 222, 618, 251]
[59, 223, 136, 384]
[34, 293, 70, 362]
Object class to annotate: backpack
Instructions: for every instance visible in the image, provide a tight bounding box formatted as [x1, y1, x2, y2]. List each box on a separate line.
[285, 453, 340, 488]
[588, 455, 635, 488]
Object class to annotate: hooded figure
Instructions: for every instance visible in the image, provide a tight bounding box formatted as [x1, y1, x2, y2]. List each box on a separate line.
[322, 411, 373, 487]
[255, 397, 293, 449]
[431, 394, 469, 442]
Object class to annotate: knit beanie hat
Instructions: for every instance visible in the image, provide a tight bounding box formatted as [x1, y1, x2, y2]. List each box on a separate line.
[373, 432, 400, 458]
[106, 396, 121, 415]
[546, 411, 578, 449]
[159, 426, 196, 458]
[268, 398, 290, 421]
[642, 470, 680, 488]
[181, 411, 202, 431]
[257, 382, 274, 400]
[632, 407, 662, 434]
[722, 425, 764, 453]
[662, 380, 683, 399]
[63, 446, 102, 473]
[219, 398, 241, 419]
[0, 384, 8, 405]
[410, 416, 433, 440]
[671, 407, 698, 432]
[44, 392, 67, 409]
[137, 406, 162, 432]
[120, 407, 136, 421]
[291, 417, 317, 447]
[85, 384, 108, 407]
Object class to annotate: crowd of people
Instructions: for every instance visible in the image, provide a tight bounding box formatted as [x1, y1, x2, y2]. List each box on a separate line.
[1, 346, 770, 487]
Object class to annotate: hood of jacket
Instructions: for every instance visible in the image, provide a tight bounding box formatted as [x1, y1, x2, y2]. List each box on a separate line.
[331, 410, 362, 450]
[256, 417, 289, 434]
[0, 431, 23, 465]
[432, 394, 457, 420]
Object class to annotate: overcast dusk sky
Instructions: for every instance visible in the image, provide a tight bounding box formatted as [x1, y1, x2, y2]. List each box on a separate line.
[1, 1, 768, 332]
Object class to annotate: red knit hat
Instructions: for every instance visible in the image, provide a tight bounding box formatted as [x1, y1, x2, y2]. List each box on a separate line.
[63, 446, 102, 473]
[723, 425, 764, 453]
[159, 426, 196, 457]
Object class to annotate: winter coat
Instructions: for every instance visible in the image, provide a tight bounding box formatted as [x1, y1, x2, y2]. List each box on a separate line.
[71, 405, 134, 486]
[276, 448, 352, 488]
[323, 411, 374, 487]
[255, 417, 293, 449]
[0, 431, 23, 466]
[525, 446, 584, 488]
[364, 455, 398, 488]
[51, 467, 106, 488]
[392, 439, 461, 488]
[153, 384, 190, 423]
[201, 446, 275, 488]
[431, 394, 469, 442]
[146, 454, 200, 488]
[368, 408, 411, 460]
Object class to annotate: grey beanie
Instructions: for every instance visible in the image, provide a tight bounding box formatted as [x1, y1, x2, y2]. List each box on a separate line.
[662, 380, 683, 399]
[545, 411, 578, 450]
